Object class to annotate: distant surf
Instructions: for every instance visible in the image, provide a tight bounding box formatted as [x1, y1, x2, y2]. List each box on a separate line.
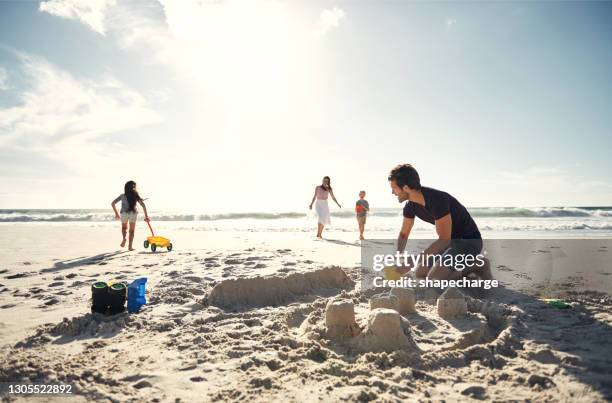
[1, 207, 611, 223]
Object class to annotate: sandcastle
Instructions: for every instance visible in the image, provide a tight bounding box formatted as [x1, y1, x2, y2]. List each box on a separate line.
[436, 287, 468, 319]
[390, 287, 416, 315]
[369, 293, 399, 311]
[351, 308, 419, 353]
[370, 288, 416, 315]
[325, 299, 360, 339]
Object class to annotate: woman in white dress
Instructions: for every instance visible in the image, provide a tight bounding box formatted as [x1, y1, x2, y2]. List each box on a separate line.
[309, 176, 342, 238]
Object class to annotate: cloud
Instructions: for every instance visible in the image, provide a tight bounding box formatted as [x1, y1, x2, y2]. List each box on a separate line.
[0, 53, 161, 152]
[0, 66, 7, 90]
[39, 0, 116, 35]
[446, 17, 457, 31]
[313, 7, 346, 38]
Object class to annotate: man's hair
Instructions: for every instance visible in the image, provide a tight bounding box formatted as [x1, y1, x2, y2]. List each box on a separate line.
[359, 190, 366, 194]
[388, 164, 421, 190]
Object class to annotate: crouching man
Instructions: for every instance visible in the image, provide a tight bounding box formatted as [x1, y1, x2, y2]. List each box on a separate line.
[388, 164, 491, 281]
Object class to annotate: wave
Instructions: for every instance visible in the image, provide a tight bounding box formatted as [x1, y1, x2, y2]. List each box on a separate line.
[1, 206, 611, 223]
[468, 207, 612, 218]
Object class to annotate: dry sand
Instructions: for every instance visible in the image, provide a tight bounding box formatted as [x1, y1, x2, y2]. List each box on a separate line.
[1, 224, 611, 402]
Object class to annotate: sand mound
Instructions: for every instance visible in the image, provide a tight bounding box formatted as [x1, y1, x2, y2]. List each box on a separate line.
[369, 293, 399, 311]
[208, 266, 354, 309]
[437, 287, 468, 319]
[351, 308, 420, 353]
[391, 287, 416, 314]
[325, 299, 361, 339]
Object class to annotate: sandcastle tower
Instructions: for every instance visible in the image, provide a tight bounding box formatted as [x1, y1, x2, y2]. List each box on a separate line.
[390, 287, 416, 315]
[351, 308, 420, 353]
[369, 293, 399, 311]
[325, 299, 361, 339]
[436, 287, 468, 319]
[370, 288, 416, 315]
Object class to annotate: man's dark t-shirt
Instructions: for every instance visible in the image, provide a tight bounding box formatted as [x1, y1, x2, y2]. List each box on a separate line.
[403, 187, 481, 239]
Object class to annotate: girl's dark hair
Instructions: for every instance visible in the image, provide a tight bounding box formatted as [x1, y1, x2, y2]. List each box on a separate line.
[321, 176, 332, 191]
[388, 164, 421, 190]
[124, 181, 141, 212]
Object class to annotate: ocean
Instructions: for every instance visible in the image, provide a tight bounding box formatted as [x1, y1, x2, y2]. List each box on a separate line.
[2, 207, 612, 237]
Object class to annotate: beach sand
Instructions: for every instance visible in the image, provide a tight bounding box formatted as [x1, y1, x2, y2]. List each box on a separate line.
[1, 224, 611, 402]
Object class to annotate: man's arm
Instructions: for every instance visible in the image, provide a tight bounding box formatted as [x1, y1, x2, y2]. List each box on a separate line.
[397, 217, 414, 253]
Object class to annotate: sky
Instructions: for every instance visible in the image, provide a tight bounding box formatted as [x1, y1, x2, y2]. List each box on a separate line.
[0, 0, 611, 212]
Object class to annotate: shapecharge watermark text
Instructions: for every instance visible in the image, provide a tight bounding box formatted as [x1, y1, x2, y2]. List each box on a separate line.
[370, 251, 499, 289]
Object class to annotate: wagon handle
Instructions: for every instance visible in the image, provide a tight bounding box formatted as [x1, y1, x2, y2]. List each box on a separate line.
[146, 220, 155, 237]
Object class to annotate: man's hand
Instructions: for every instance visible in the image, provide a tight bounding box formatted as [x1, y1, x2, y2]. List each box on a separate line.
[114, 213, 120, 220]
[144, 217, 150, 222]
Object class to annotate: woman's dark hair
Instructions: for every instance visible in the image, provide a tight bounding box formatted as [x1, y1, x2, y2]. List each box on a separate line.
[321, 176, 332, 191]
[388, 164, 421, 190]
[124, 180, 141, 212]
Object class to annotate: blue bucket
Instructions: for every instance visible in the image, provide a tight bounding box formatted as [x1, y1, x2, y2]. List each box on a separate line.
[127, 277, 147, 313]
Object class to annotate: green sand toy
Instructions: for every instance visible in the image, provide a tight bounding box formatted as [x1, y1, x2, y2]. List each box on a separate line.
[542, 298, 571, 309]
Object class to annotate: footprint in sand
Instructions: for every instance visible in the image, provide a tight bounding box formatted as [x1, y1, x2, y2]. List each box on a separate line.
[184, 276, 203, 283]
[185, 288, 205, 296]
[496, 265, 513, 272]
[65, 273, 78, 279]
[1, 303, 17, 309]
[0, 269, 8, 274]
[70, 281, 86, 287]
[48, 281, 64, 287]
[513, 273, 532, 280]
[44, 298, 60, 306]
[5, 272, 29, 279]
[132, 380, 153, 389]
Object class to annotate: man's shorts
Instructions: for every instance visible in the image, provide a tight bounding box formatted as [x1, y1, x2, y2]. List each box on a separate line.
[356, 215, 366, 225]
[425, 238, 483, 271]
[121, 211, 138, 224]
